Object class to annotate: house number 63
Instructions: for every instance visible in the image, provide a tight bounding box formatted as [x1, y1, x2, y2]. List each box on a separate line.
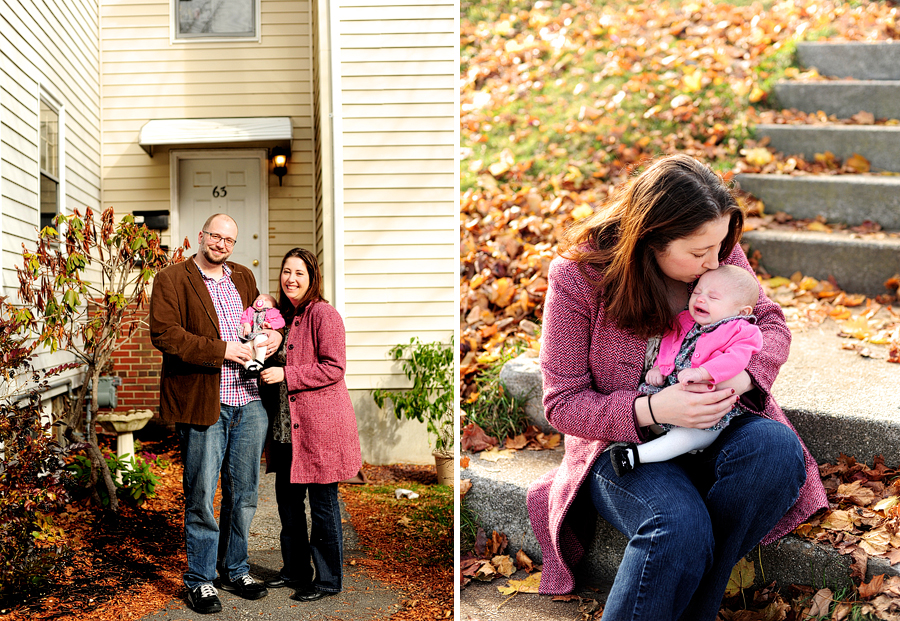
[212, 186, 227, 197]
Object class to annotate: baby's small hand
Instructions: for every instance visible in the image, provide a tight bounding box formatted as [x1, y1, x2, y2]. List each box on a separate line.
[241, 323, 250, 337]
[645, 367, 665, 387]
[677, 367, 712, 385]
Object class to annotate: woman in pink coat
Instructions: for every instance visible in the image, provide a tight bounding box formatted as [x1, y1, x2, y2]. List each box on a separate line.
[259, 247, 362, 602]
[527, 154, 827, 620]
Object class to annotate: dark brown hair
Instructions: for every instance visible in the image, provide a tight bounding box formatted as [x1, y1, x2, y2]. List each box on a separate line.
[559, 154, 744, 338]
[277, 247, 327, 321]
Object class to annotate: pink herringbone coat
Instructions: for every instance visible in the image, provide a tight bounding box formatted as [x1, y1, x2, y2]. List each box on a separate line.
[526, 246, 828, 595]
[278, 300, 362, 485]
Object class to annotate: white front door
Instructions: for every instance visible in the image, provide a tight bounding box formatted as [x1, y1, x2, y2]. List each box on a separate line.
[177, 156, 266, 286]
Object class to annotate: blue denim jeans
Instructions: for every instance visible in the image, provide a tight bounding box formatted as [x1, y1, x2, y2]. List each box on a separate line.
[177, 400, 268, 589]
[270, 442, 344, 592]
[588, 414, 807, 621]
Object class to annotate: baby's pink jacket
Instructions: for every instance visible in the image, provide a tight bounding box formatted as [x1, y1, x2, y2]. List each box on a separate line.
[656, 310, 763, 384]
[239, 306, 286, 330]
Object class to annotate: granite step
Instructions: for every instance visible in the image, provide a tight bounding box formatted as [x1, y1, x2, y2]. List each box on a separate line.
[734, 173, 900, 230]
[499, 324, 900, 471]
[470, 325, 900, 592]
[772, 81, 900, 120]
[741, 228, 900, 298]
[754, 124, 900, 173]
[464, 449, 899, 594]
[797, 41, 900, 80]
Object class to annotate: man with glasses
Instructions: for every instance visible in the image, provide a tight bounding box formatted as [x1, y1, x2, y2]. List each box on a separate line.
[150, 213, 282, 613]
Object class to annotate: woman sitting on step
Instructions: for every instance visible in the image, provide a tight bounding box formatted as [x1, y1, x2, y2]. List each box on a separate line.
[527, 154, 827, 621]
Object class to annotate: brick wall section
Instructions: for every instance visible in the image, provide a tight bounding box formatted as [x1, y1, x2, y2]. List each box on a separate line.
[109, 307, 161, 415]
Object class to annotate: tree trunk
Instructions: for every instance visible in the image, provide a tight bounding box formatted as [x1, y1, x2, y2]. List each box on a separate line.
[85, 366, 119, 512]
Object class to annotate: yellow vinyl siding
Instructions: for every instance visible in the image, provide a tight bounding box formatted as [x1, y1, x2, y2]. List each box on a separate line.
[100, 0, 315, 296]
[2, 0, 101, 296]
[2, 0, 100, 385]
[336, 2, 456, 390]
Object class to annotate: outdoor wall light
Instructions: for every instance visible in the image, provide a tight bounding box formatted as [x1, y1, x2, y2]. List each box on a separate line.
[272, 147, 289, 186]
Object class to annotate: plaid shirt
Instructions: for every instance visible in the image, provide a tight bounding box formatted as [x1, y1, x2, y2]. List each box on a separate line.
[196, 262, 260, 406]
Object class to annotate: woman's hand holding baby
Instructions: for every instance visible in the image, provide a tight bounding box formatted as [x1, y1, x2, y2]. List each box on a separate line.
[680, 369, 753, 396]
[646, 382, 739, 429]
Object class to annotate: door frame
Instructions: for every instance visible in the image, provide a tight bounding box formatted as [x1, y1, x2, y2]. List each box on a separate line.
[169, 149, 269, 285]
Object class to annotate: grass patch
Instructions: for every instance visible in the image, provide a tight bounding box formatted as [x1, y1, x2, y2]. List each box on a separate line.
[460, 498, 481, 553]
[342, 482, 452, 567]
[462, 344, 532, 441]
[752, 39, 800, 102]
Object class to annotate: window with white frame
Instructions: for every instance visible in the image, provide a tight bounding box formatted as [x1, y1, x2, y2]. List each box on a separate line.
[175, 0, 257, 39]
[39, 100, 59, 231]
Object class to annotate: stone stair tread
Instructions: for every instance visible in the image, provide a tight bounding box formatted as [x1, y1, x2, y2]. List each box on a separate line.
[797, 41, 900, 80]
[754, 124, 900, 173]
[773, 81, 900, 119]
[770, 318, 900, 465]
[464, 447, 900, 591]
[499, 326, 900, 465]
[735, 173, 900, 231]
[744, 226, 900, 244]
[741, 228, 900, 297]
[738, 172, 900, 186]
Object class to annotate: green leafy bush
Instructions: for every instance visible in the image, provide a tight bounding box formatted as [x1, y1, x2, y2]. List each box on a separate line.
[373, 336, 454, 454]
[66, 451, 160, 508]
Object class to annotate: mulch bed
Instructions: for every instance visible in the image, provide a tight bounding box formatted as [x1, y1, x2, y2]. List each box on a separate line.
[0, 436, 453, 621]
[0, 432, 185, 621]
[340, 463, 454, 621]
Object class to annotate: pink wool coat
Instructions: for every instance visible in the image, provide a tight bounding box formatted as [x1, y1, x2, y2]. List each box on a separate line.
[656, 310, 763, 383]
[269, 300, 362, 485]
[526, 246, 828, 595]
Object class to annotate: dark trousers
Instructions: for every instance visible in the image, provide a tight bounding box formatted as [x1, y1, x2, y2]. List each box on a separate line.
[270, 442, 343, 592]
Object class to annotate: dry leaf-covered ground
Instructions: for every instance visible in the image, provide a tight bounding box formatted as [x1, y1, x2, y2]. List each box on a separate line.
[341, 465, 454, 621]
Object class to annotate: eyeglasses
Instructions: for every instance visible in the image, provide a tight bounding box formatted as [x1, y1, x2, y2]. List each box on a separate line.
[203, 231, 236, 248]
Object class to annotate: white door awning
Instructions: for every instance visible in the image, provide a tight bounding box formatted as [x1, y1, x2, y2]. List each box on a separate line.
[138, 117, 292, 156]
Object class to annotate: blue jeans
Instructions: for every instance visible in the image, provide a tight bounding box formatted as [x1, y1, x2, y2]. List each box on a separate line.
[271, 442, 344, 592]
[177, 400, 268, 589]
[588, 414, 806, 621]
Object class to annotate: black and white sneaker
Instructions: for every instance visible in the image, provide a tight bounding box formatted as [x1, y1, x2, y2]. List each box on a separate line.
[220, 573, 269, 600]
[186, 583, 222, 614]
[243, 361, 263, 378]
[609, 443, 638, 476]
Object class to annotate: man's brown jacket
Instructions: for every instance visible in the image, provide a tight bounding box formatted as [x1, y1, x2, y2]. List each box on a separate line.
[149, 256, 258, 426]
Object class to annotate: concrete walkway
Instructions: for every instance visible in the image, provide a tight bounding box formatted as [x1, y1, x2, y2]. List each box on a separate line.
[462, 572, 609, 621]
[141, 472, 402, 620]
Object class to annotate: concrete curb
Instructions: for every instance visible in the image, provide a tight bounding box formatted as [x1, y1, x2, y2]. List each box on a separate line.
[754, 124, 900, 173]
